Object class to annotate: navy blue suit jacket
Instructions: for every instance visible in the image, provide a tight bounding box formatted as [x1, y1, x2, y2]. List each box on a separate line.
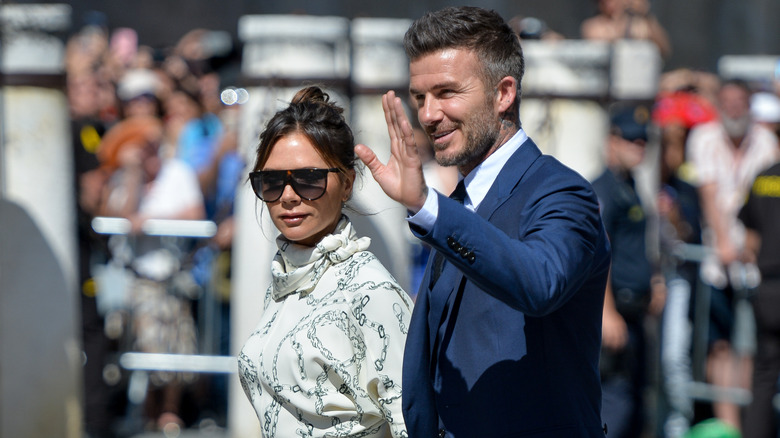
[402, 139, 611, 437]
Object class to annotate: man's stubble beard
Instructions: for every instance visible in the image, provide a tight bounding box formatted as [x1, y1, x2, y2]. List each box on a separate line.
[721, 113, 751, 141]
[433, 101, 500, 170]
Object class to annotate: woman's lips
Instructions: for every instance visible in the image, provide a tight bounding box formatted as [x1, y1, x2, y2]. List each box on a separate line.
[280, 213, 307, 225]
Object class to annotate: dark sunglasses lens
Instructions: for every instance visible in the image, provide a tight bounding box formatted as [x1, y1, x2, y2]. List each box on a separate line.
[250, 169, 331, 202]
[291, 169, 328, 199]
[250, 172, 282, 201]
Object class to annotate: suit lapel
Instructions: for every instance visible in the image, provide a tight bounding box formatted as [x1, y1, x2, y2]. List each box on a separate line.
[476, 138, 542, 220]
[427, 138, 542, 361]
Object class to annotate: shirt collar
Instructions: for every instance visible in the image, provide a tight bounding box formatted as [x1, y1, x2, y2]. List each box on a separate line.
[460, 128, 528, 211]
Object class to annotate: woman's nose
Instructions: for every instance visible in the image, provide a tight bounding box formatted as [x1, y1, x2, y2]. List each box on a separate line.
[279, 183, 299, 203]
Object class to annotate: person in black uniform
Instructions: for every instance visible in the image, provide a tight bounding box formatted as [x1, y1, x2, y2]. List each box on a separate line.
[593, 103, 662, 438]
[67, 70, 117, 438]
[739, 160, 780, 438]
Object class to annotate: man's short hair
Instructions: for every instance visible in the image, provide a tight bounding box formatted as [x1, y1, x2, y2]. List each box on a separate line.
[403, 6, 525, 102]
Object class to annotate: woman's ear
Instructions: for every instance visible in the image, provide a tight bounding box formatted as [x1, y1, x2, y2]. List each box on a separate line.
[342, 168, 356, 202]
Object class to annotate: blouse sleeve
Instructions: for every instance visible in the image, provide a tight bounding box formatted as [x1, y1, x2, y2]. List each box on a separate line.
[345, 257, 413, 438]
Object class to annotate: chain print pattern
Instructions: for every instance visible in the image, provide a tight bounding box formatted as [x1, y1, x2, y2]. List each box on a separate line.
[238, 246, 412, 438]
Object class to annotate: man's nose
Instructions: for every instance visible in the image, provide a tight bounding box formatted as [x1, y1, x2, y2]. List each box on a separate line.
[418, 96, 443, 126]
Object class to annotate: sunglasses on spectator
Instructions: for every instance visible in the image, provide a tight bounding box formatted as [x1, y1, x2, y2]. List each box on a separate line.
[249, 168, 340, 202]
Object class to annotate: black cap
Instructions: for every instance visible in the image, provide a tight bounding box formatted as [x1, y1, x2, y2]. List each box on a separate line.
[610, 104, 650, 142]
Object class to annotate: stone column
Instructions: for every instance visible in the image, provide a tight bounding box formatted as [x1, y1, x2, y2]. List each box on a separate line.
[0, 4, 82, 438]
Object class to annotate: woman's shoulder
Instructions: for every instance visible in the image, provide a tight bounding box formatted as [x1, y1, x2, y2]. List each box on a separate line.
[336, 250, 409, 298]
[337, 249, 394, 282]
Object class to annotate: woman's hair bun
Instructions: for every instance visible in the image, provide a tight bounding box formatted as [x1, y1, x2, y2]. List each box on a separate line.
[290, 86, 343, 115]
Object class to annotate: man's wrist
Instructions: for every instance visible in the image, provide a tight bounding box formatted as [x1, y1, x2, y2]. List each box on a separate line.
[407, 185, 429, 215]
[406, 186, 439, 231]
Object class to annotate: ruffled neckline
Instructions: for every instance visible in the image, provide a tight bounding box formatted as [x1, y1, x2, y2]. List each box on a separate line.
[270, 215, 371, 300]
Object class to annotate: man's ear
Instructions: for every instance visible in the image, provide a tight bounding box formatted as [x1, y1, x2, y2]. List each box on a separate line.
[496, 76, 517, 114]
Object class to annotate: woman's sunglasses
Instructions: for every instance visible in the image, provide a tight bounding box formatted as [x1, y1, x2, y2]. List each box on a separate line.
[249, 168, 340, 202]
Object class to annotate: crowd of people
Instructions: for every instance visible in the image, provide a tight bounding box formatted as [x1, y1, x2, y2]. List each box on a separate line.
[63, 3, 780, 438]
[67, 15, 242, 437]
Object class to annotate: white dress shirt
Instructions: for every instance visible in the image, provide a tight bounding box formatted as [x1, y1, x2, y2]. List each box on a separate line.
[409, 128, 528, 227]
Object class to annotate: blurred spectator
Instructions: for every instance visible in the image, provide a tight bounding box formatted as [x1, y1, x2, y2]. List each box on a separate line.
[91, 68, 165, 204]
[750, 91, 780, 140]
[651, 82, 718, 437]
[654, 103, 707, 438]
[66, 66, 117, 438]
[593, 103, 664, 438]
[162, 29, 233, 113]
[97, 115, 204, 432]
[652, 87, 719, 183]
[115, 68, 164, 119]
[65, 24, 120, 125]
[162, 86, 224, 217]
[108, 28, 139, 73]
[686, 78, 780, 431]
[581, 0, 672, 59]
[653, 90, 719, 132]
[739, 161, 780, 438]
[658, 69, 721, 108]
[508, 15, 565, 41]
[65, 22, 108, 77]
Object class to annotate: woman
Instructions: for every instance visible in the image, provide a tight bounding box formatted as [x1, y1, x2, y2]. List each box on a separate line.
[238, 86, 412, 438]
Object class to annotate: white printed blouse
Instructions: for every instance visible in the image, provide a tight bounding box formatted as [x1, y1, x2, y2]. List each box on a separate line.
[239, 216, 412, 437]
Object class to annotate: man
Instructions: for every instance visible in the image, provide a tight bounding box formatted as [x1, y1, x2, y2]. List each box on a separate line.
[686, 79, 778, 430]
[355, 6, 611, 437]
[739, 161, 780, 438]
[592, 104, 662, 438]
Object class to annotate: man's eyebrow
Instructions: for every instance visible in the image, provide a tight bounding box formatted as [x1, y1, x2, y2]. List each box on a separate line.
[409, 81, 459, 96]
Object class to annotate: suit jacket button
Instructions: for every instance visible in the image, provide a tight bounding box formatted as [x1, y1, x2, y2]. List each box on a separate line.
[459, 247, 469, 257]
[467, 253, 476, 264]
[438, 429, 446, 438]
[447, 237, 457, 249]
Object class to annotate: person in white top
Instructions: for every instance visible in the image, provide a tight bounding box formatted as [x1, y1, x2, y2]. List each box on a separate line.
[239, 86, 413, 438]
[96, 110, 205, 431]
[686, 78, 780, 431]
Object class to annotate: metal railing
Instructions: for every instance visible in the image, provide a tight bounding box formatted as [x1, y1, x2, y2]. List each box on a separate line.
[92, 216, 237, 375]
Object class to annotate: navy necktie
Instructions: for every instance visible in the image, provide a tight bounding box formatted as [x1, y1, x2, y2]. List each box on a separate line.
[449, 179, 467, 205]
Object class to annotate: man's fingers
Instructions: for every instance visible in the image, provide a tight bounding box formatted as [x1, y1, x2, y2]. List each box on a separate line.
[387, 93, 420, 160]
[384, 92, 409, 161]
[354, 144, 384, 176]
[399, 117, 419, 158]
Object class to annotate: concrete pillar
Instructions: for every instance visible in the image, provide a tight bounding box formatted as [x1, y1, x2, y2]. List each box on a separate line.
[0, 4, 82, 438]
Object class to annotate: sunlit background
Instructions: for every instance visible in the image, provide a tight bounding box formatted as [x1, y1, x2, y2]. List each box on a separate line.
[2, 0, 780, 437]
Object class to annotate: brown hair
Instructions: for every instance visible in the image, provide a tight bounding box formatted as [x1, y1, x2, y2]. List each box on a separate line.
[252, 86, 356, 180]
[403, 6, 525, 105]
